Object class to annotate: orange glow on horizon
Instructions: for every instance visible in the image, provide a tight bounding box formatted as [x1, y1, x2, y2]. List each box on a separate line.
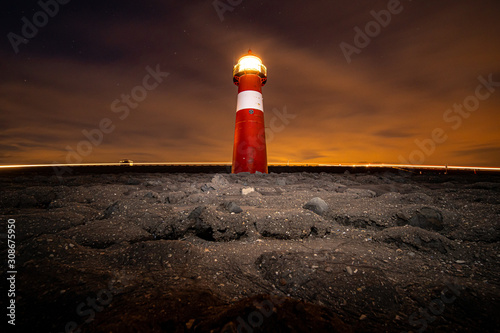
[1, 162, 500, 172]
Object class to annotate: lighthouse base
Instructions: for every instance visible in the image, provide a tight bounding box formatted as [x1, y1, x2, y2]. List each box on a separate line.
[232, 108, 268, 174]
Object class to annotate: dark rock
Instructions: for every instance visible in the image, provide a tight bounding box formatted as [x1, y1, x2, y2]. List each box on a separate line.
[211, 174, 229, 188]
[374, 225, 453, 254]
[303, 197, 328, 216]
[144, 192, 158, 199]
[408, 207, 444, 231]
[187, 206, 204, 220]
[165, 191, 187, 204]
[201, 184, 216, 192]
[102, 202, 119, 219]
[395, 212, 410, 226]
[186, 206, 214, 241]
[335, 215, 383, 230]
[222, 201, 243, 214]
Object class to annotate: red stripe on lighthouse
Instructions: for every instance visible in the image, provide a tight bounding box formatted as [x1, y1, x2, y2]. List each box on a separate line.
[238, 74, 263, 93]
[232, 73, 268, 174]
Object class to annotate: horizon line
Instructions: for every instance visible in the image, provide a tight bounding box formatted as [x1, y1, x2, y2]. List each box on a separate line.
[1, 162, 500, 172]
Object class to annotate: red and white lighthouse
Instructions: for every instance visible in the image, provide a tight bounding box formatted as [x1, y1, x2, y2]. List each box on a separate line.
[232, 50, 268, 174]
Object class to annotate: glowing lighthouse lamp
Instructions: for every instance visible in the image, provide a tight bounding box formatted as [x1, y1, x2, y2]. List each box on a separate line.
[232, 50, 268, 174]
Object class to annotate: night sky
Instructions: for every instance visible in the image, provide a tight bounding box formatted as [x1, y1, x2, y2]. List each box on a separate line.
[2, 0, 500, 166]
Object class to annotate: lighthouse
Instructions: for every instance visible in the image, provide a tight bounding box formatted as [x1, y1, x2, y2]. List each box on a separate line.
[232, 50, 268, 174]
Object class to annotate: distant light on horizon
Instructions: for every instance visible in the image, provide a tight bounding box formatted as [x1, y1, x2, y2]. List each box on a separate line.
[1, 162, 500, 173]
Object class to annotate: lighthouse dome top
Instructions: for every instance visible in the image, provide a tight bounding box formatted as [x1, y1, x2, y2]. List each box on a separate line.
[233, 50, 267, 85]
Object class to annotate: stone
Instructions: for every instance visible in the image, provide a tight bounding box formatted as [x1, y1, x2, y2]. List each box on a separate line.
[102, 202, 119, 219]
[223, 202, 243, 214]
[242, 187, 255, 195]
[144, 192, 157, 199]
[211, 174, 229, 187]
[408, 207, 444, 231]
[187, 206, 204, 220]
[165, 191, 186, 204]
[201, 184, 216, 192]
[276, 178, 287, 186]
[303, 197, 328, 216]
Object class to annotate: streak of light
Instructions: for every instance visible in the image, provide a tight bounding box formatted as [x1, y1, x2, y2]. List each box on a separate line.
[0, 162, 499, 172]
[0, 162, 232, 168]
[317, 163, 500, 172]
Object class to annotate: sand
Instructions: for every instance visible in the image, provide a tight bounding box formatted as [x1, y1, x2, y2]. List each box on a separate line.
[1, 169, 499, 332]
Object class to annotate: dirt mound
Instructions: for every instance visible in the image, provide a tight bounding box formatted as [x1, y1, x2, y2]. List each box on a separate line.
[374, 225, 454, 253]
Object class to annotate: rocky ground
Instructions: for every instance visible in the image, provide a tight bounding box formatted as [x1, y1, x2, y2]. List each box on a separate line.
[1, 169, 500, 332]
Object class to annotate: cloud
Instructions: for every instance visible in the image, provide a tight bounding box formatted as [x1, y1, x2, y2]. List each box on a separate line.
[374, 129, 415, 138]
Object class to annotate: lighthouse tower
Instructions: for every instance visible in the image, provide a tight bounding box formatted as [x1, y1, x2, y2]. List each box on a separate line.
[232, 50, 268, 174]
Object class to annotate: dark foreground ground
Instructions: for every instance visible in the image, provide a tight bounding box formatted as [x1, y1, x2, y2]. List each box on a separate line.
[1, 168, 500, 332]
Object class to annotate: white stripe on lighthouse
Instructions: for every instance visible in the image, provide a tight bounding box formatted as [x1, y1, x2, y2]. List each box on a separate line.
[236, 90, 264, 112]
